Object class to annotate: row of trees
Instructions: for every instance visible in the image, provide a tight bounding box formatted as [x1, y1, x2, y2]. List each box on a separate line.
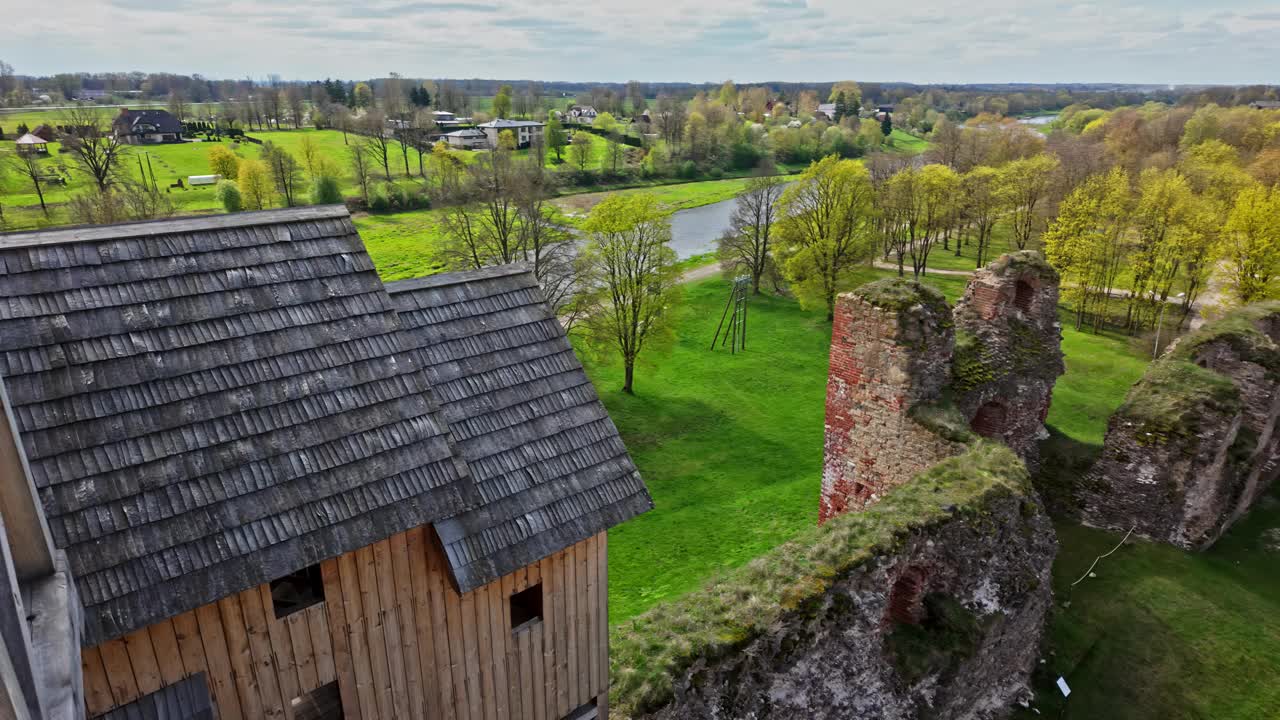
[712, 101, 1279, 332]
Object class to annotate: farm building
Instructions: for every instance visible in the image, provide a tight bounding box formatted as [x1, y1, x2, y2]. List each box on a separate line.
[111, 109, 184, 144]
[0, 206, 652, 720]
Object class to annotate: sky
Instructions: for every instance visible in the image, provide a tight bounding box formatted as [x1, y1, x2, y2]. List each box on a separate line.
[3, 0, 1279, 85]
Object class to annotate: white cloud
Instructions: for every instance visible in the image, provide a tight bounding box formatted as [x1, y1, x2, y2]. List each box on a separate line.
[1, 0, 1276, 83]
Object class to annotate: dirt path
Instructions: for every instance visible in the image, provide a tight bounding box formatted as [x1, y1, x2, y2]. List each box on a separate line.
[680, 262, 721, 283]
[872, 261, 975, 277]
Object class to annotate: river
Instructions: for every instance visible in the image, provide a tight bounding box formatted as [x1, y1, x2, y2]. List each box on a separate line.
[667, 182, 795, 259]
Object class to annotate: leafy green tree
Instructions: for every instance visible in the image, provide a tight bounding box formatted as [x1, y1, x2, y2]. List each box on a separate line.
[546, 116, 567, 162]
[215, 180, 242, 212]
[883, 164, 960, 277]
[880, 113, 893, 137]
[997, 154, 1059, 249]
[570, 133, 593, 172]
[775, 156, 877, 319]
[493, 85, 513, 119]
[311, 175, 343, 205]
[1043, 167, 1132, 332]
[237, 158, 275, 210]
[579, 193, 681, 394]
[592, 112, 619, 133]
[1219, 183, 1280, 304]
[260, 142, 303, 207]
[352, 82, 374, 109]
[960, 166, 1004, 267]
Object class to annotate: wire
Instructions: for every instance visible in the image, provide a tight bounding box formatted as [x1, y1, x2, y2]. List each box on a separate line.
[1069, 527, 1135, 587]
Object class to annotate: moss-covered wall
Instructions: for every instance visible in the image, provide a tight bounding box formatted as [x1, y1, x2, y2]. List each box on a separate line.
[1079, 301, 1280, 550]
[611, 442, 1056, 719]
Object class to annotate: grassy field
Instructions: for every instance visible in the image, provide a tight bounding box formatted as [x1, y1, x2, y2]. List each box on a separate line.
[886, 127, 931, 154]
[1017, 491, 1280, 720]
[579, 277, 833, 621]
[553, 176, 759, 216]
[353, 209, 450, 281]
[0, 128, 419, 231]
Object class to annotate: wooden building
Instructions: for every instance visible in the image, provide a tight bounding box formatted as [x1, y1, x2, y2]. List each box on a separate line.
[0, 207, 653, 719]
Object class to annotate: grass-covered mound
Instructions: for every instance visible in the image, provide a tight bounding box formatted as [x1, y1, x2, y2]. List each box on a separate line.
[608, 441, 1030, 717]
[1114, 301, 1280, 444]
[853, 277, 951, 318]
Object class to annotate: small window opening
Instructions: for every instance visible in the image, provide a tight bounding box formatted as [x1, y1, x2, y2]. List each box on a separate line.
[271, 564, 325, 619]
[1013, 280, 1035, 313]
[562, 698, 599, 720]
[291, 681, 343, 720]
[887, 566, 929, 625]
[510, 583, 544, 631]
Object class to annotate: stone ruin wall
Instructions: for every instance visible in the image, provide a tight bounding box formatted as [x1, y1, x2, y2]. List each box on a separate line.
[821, 252, 1065, 523]
[639, 475, 1058, 720]
[951, 255, 1066, 468]
[1079, 304, 1280, 550]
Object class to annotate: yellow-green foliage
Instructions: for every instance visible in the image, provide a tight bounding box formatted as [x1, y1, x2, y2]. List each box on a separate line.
[609, 441, 1030, 717]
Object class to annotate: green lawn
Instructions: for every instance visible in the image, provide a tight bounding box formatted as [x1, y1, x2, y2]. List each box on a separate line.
[886, 128, 931, 154]
[1017, 491, 1280, 720]
[579, 278, 833, 622]
[353, 209, 450, 281]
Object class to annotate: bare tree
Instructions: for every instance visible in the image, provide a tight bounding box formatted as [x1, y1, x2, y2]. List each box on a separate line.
[6, 151, 50, 216]
[348, 144, 373, 203]
[360, 111, 392, 181]
[718, 172, 785, 293]
[59, 105, 128, 192]
[331, 104, 352, 144]
[167, 90, 189, 123]
[285, 86, 305, 129]
[261, 142, 303, 207]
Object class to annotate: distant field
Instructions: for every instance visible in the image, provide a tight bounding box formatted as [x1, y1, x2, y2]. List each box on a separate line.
[0, 128, 419, 231]
[886, 127, 931, 154]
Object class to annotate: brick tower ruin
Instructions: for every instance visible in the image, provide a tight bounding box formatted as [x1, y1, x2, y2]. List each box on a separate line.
[820, 251, 1064, 524]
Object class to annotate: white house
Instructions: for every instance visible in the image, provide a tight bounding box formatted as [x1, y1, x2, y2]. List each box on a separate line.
[567, 105, 598, 123]
[443, 128, 489, 150]
[475, 119, 545, 149]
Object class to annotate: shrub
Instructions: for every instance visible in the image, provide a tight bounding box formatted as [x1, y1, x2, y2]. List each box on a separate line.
[679, 160, 698, 179]
[368, 185, 392, 213]
[215, 181, 243, 213]
[311, 175, 343, 205]
[708, 167, 724, 179]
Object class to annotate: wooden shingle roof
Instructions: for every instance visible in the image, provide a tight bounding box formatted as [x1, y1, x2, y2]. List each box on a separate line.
[388, 266, 653, 592]
[0, 207, 478, 643]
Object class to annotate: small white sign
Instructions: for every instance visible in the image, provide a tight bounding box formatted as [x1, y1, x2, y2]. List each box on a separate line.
[1056, 677, 1072, 698]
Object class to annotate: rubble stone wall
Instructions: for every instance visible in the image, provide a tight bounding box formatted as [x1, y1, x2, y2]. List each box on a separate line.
[1079, 302, 1280, 550]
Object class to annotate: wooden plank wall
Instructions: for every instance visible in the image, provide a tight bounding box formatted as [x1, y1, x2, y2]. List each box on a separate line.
[82, 528, 609, 720]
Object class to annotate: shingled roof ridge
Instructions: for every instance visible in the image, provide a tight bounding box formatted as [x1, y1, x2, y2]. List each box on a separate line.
[0, 205, 351, 249]
[384, 262, 534, 293]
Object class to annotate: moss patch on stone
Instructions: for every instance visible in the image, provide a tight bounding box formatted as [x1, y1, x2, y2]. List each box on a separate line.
[1116, 360, 1241, 445]
[609, 442, 1030, 716]
[951, 329, 998, 393]
[1116, 303, 1280, 447]
[988, 250, 1059, 283]
[855, 277, 951, 318]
